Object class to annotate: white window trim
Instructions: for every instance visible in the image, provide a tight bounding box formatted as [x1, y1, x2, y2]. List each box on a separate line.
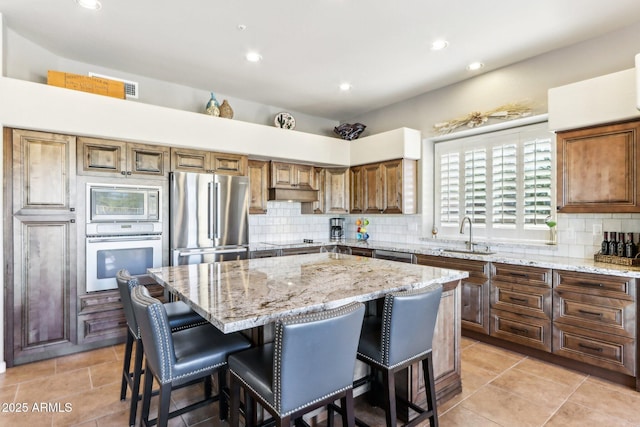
[425, 114, 555, 244]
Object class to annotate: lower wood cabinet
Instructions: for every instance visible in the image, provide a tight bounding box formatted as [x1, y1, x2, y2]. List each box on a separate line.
[552, 270, 636, 376]
[416, 255, 490, 335]
[490, 263, 552, 352]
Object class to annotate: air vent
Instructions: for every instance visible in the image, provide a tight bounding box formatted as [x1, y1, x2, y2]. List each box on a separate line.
[89, 72, 139, 99]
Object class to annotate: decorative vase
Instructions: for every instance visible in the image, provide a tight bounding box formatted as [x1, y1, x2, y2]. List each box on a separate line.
[219, 99, 234, 119]
[205, 92, 220, 117]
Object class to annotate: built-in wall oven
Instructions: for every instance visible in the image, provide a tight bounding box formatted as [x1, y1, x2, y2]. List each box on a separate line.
[86, 184, 163, 292]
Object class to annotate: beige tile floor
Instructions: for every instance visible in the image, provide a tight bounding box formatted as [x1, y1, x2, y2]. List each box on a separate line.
[0, 337, 638, 426]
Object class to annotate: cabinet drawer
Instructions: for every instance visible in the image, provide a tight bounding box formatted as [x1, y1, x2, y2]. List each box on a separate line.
[553, 323, 635, 375]
[416, 255, 489, 280]
[491, 263, 551, 288]
[350, 247, 373, 257]
[78, 290, 122, 315]
[490, 308, 551, 352]
[491, 282, 551, 319]
[553, 290, 635, 338]
[553, 270, 635, 300]
[78, 309, 127, 343]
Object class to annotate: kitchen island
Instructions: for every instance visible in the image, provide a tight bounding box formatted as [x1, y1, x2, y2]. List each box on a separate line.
[148, 253, 468, 406]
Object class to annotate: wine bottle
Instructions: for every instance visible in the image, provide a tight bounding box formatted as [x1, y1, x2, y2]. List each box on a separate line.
[617, 232, 626, 257]
[625, 232, 637, 258]
[601, 231, 609, 255]
[608, 232, 618, 256]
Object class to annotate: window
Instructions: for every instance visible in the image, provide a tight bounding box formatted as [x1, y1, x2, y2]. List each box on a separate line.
[434, 121, 554, 242]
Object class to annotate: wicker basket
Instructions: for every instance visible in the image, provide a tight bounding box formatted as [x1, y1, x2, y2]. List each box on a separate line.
[593, 253, 640, 266]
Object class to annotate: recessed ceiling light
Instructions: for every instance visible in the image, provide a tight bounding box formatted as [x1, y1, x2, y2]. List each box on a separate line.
[75, 0, 102, 10]
[339, 83, 352, 91]
[467, 62, 484, 71]
[430, 39, 449, 51]
[237, 24, 247, 31]
[245, 52, 262, 62]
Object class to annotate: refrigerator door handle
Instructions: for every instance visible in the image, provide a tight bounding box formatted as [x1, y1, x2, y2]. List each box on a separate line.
[208, 181, 215, 241]
[177, 248, 248, 256]
[214, 181, 221, 241]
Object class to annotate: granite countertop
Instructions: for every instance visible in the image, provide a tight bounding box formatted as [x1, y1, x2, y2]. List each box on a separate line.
[250, 239, 640, 278]
[148, 253, 468, 333]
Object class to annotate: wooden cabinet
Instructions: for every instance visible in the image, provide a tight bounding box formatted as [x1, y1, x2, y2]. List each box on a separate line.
[77, 136, 169, 179]
[301, 167, 325, 214]
[171, 147, 247, 176]
[490, 263, 553, 352]
[280, 246, 322, 256]
[350, 159, 417, 214]
[250, 249, 281, 258]
[416, 255, 490, 335]
[552, 270, 636, 375]
[270, 161, 313, 189]
[302, 167, 350, 214]
[349, 246, 373, 257]
[557, 120, 640, 212]
[6, 129, 78, 366]
[248, 159, 269, 214]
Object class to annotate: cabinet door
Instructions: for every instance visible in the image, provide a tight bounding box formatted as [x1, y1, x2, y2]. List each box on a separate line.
[416, 255, 490, 335]
[381, 159, 403, 214]
[248, 160, 269, 214]
[325, 168, 350, 214]
[212, 152, 248, 176]
[302, 167, 325, 214]
[349, 166, 364, 214]
[557, 120, 640, 212]
[170, 147, 210, 173]
[12, 216, 77, 364]
[12, 129, 76, 215]
[293, 164, 313, 189]
[127, 142, 169, 178]
[362, 163, 383, 213]
[271, 162, 295, 188]
[77, 136, 127, 177]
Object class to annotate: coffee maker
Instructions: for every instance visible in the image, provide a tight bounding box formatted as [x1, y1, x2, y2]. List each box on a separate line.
[330, 218, 345, 241]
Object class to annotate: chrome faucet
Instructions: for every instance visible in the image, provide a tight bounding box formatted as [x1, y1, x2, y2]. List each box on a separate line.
[460, 216, 473, 251]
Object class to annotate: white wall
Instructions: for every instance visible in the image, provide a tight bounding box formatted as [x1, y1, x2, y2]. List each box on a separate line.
[345, 22, 640, 137]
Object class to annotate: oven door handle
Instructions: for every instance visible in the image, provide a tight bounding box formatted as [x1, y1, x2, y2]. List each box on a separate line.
[88, 236, 162, 243]
[177, 248, 247, 256]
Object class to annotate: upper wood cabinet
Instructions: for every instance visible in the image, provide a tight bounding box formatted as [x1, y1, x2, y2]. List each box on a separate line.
[248, 159, 269, 214]
[350, 159, 417, 214]
[557, 120, 640, 212]
[171, 147, 247, 176]
[302, 167, 349, 215]
[270, 161, 313, 189]
[77, 136, 169, 179]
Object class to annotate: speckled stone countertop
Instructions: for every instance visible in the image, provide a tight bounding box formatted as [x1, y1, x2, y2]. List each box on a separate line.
[250, 239, 640, 278]
[148, 253, 468, 333]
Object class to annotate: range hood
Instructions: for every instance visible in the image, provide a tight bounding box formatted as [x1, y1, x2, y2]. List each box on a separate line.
[268, 188, 318, 202]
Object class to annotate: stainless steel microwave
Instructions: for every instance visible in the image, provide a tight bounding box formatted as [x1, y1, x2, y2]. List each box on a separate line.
[87, 184, 161, 223]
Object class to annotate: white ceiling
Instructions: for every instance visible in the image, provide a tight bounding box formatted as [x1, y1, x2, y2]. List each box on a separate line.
[1, 0, 640, 120]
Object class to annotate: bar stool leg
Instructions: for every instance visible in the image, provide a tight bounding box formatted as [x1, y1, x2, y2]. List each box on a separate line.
[120, 330, 134, 400]
[217, 370, 228, 420]
[140, 361, 154, 426]
[129, 338, 144, 427]
[382, 369, 397, 427]
[422, 355, 438, 427]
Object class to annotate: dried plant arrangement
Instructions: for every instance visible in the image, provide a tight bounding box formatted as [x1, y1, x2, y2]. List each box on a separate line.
[434, 102, 532, 134]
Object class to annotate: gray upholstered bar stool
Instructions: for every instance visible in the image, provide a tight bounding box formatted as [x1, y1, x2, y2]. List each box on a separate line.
[355, 285, 443, 427]
[131, 284, 252, 427]
[228, 302, 366, 427]
[116, 269, 208, 427]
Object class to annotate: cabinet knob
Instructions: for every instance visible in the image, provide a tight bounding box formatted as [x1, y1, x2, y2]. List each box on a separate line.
[121, 171, 126, 175]
[70, 207, 75, 212]
[127, 171, 132, 175]
[70, 219, 75, 223]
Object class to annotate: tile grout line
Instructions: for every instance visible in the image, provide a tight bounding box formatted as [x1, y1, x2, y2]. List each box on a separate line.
[539, 372, 589, 426]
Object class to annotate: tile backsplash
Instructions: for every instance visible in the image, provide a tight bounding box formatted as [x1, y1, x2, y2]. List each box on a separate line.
[249, 202, 640, 260]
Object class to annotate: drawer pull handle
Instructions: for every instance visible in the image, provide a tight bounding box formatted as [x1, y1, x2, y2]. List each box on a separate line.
[509, 297, 528, 303]
[582, 282, 604, 288]
[578, 343, 603, 353]
[509, 272, 529, 278]
[578, 309, 603, 317]
[509, 326, 528, 336]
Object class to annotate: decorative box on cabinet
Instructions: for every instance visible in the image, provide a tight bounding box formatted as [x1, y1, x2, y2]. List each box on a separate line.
[552, 270, 636, 376]
[248, 159, 269, 214]
[416, 255, 490, 335]
[171, 147, 247, 176]
[77, 136, 169, 179]
[557, 120, 640, 212]
[490, 263, 553, 352]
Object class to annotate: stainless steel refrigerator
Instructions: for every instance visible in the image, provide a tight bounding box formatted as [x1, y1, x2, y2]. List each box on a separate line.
[170, 171, 250, 265]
